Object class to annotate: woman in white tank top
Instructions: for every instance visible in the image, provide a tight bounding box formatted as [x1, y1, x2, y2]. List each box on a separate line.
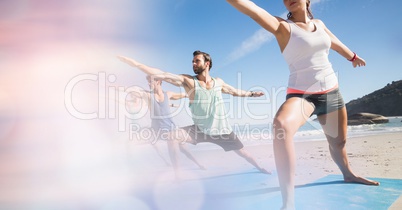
[227, 0, 379, 209]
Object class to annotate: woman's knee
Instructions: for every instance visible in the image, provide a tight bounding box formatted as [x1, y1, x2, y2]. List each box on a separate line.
[273, 114, 303, 141]
[273, 115, 295, 133]
[273, 117, 288, 141]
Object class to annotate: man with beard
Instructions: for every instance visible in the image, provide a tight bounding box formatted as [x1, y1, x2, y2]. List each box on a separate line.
[118, 50, 269, 174]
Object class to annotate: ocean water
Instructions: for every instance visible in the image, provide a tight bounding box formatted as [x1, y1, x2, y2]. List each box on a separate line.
[166, 117, 402, 151]
[347, 116, 402, 138]
[232, 116, 402, 147]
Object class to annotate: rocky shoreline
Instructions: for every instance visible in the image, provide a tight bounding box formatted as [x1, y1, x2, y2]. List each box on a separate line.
[348, 112, 389, 126]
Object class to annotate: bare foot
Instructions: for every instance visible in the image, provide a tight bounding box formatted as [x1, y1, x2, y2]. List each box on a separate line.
[344, 175, 380, 185]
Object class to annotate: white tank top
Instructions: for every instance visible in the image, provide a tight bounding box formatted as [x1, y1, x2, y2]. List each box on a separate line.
[282, 19, 338, 93]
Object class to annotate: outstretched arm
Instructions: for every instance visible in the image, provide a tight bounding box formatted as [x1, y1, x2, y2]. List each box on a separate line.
[226, 0, 289, 50]
[118, 87, 151, 111]
[318, 20, 366, 68]
[226, 0, 282, 35]
[110, 86, 148, 104]
[117, 55, 186, 86]
[153, 72, 185, 87]
[125, 86, 150, 101]
[169, 104, 180, 108]
[218, 78, 264, 97]
[167, 91, 188, 100]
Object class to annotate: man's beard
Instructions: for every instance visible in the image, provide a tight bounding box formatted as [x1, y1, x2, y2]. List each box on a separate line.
[193, 66, 205, 74]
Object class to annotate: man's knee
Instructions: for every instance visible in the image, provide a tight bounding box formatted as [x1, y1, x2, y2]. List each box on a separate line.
[329, 138, 347, 150]
[171, 129, 192, 144]
[234, 149, 249, 158]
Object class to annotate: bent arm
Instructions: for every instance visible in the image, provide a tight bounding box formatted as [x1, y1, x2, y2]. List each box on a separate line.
[320, 21, 366, 68]
[117, 55, 186, 86]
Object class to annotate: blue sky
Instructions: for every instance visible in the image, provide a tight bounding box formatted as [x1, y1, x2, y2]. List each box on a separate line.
[122, 0, 401, 98]
[116, 0, 402, 124]
[1, 0, 401, 205]
[1, 0, 402, 126]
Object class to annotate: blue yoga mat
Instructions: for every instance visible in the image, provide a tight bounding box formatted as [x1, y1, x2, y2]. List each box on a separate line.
[203, 173, 402, 210]
[140, 171, 402, 210]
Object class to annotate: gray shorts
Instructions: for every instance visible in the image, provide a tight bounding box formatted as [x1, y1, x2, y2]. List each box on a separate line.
[181, 125, 244, 152]
[286, 88, 345, 116]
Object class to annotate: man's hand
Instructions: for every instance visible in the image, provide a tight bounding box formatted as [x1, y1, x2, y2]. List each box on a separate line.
[250, 91, 264, 97]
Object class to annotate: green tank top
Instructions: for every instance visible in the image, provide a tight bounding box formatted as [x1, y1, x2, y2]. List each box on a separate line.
[189, 76, 232, 135]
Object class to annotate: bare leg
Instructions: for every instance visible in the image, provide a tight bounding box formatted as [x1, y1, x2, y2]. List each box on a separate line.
[166, 139, 180, 178]
[273, 98, 315, 210]
[166, 129, 196, 179]
[178, 144, 206, 170]
[233, 148, 271, 174]
[318, 107, 379, 185]
[151, 144, 171, 166]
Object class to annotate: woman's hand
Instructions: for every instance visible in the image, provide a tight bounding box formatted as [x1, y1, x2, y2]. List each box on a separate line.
[352, 55, 366, 68]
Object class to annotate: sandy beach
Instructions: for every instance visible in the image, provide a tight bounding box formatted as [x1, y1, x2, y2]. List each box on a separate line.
[178, 131, 402, 181]
[147, 131, 402, 209]
[0, 123, 401, 209]
[254, 132, 400, 204]
[126, 131, 402, 209]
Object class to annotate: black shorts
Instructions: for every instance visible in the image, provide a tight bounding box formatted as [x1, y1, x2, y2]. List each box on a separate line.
[286, 88, 345, 116]
[181, 125, 244, 152]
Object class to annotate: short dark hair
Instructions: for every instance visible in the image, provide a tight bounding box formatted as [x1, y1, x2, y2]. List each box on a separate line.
[193, 50, 213, 70]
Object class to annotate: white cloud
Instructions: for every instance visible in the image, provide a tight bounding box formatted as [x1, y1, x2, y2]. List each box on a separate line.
[224, 0, 324, 65]
[224, 29, 274, 65]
